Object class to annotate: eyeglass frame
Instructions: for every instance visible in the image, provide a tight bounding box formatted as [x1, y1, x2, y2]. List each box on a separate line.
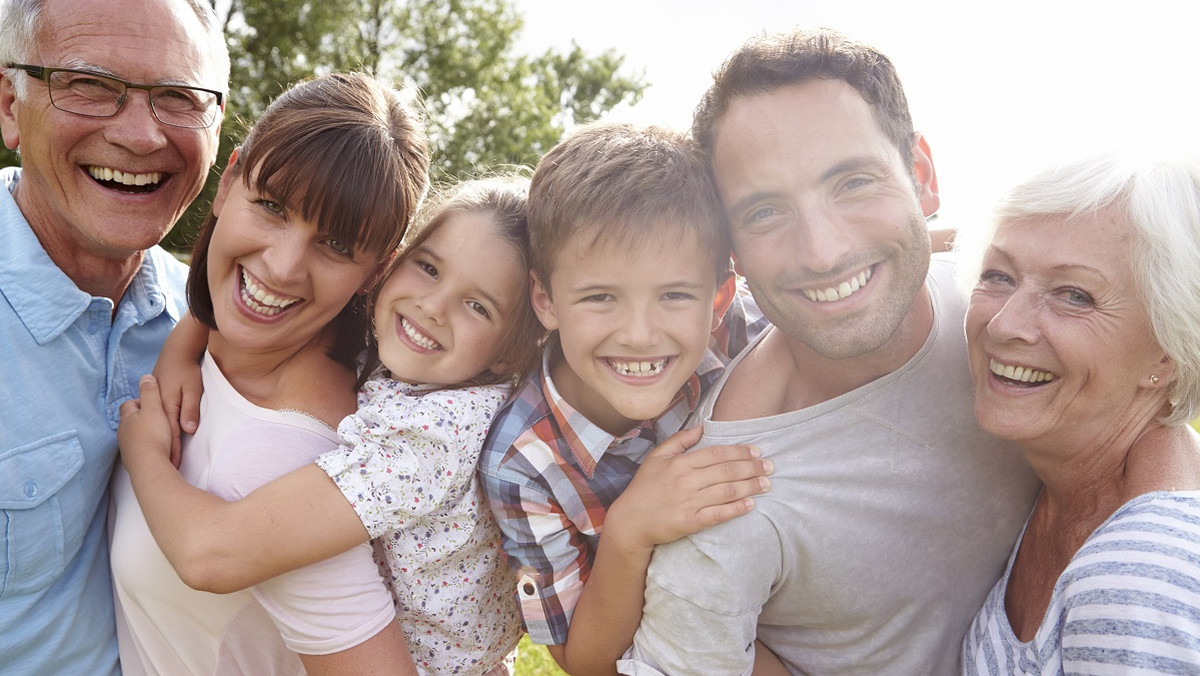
[5, 63, 225, 129]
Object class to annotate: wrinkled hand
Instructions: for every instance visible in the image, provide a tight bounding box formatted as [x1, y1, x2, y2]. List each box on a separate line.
[117, 375, 176, 473]
[604, 425, 772, 553]
[152, 356, 202, 467]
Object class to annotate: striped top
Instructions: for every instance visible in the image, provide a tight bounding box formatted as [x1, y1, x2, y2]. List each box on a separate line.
[963, 491, 1200, 675]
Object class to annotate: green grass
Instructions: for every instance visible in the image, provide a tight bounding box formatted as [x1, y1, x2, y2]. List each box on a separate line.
[513, 634, 568, 676]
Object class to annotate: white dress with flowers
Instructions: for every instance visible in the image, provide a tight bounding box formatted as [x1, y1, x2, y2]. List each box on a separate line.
[316, 373, 521, 676]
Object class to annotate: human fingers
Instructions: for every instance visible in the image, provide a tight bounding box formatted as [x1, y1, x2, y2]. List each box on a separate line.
[643, 425, 704, 459]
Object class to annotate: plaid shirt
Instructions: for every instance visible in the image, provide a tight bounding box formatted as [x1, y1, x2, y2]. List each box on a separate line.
[478, 284, 766, 645]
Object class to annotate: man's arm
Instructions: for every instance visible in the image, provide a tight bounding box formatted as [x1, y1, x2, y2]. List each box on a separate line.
[549, 427, 771, 676]
[618, 513, 783, 675]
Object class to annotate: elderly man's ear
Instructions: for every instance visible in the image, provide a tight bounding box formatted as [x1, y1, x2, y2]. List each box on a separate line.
[0, 73, 21, 151]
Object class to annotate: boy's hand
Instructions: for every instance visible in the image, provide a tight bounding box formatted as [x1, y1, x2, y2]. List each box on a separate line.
[603, 426, 772, 554]
[118, 376, 176, 473]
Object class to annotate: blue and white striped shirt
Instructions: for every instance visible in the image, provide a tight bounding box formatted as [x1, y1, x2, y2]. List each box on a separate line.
[964, 491, 1200, 675]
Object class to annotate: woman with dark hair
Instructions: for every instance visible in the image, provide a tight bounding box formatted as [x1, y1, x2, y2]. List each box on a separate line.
[109, 72, 430, 675]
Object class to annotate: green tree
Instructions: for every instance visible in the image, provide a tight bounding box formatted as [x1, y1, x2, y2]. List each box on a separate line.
[164, 0, 644, 250]
[0, 0, 645, 253]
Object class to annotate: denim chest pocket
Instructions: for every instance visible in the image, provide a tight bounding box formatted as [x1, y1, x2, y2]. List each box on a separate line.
[0, 432, 87, 596]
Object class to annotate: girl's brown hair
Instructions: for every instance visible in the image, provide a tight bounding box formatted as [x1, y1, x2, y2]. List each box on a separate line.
[360, 175, 545, 388]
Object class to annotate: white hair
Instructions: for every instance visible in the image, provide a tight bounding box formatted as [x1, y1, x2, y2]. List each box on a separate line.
[957, 153, 1200, 426]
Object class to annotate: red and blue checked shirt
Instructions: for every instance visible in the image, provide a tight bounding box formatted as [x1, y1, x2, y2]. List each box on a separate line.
[478, 286, 765, 645]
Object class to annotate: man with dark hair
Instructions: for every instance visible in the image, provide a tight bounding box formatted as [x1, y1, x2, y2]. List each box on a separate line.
[0, 0, 229, 672]
[619, 28, 1039, 674]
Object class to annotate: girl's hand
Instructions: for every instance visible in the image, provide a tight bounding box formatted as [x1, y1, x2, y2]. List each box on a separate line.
[118, 376, 175, 473]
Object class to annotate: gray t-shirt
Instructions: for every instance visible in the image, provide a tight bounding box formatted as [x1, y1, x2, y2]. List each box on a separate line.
[619, 257, 1041, 675]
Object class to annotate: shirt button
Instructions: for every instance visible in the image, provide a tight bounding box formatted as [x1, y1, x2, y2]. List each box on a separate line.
[519, 575, 537, 596]
[23, 480, 38, 498]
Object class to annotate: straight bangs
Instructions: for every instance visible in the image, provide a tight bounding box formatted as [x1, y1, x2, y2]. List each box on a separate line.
[243, 120, 412, 261]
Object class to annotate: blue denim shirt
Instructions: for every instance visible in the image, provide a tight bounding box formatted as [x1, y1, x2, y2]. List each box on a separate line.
[0, 167, 188, 674]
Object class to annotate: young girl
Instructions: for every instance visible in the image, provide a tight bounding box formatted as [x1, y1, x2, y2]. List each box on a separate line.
[117, 176, 544, 675]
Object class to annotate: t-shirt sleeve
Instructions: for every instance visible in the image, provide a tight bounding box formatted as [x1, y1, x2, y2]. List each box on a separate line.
[250, 541, 396, 655]
[317, 384, 505, 540]
[618, 512, 781, 675]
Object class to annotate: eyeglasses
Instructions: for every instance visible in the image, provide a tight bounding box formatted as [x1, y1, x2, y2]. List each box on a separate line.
[5, 63, 224, 129]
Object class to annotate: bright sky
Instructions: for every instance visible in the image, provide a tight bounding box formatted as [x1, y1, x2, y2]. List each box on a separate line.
[515, 0, 1200, 231]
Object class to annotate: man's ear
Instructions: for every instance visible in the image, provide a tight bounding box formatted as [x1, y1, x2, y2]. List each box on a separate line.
[211, 146, 241, 215]
[712, 269, 736, 332]
[530, 271, 559, 331]
[913, 133, 940, 218]
[0, 74, 21, 151]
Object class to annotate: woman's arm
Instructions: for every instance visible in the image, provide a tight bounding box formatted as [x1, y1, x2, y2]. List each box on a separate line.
[153, 313, 210, 464]
[299, 621, 418, 676]
[117, 375, 368, 592]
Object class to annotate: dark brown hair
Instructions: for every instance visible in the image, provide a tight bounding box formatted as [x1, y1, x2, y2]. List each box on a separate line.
[187, 72, 431, 371]
[692, 27, 916, 176]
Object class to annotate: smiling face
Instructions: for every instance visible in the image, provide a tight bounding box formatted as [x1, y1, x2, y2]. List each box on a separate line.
[711, 79, 936, 364]
[966, 209, 1169, 447]
[0, 0, 223, 265]
[374, 211, 527, 386]
[205, 164, 380, 357]
[532, 227, 719, 435]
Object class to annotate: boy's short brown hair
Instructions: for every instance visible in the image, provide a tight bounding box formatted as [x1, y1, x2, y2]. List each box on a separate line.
[527, 121, 730, 288]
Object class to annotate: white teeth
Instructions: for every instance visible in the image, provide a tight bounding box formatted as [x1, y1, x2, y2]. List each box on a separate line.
[803, 268, 872, 303]
[239, 268, 300, 316]
[401, 317, 441, 350]
[87, 166, 162, 186]
[610, 359, 667, 377]
[989, 359, 1055, 384]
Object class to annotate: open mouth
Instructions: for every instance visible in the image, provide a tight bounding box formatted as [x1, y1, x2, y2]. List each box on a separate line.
[989, 358, 1056, 386]
[86, 165, 164, 194]
[401, 317, 442, 351]
[802, 266, 873, 303]
[239, 267, 301, 316]
[607, 358, 668, 378]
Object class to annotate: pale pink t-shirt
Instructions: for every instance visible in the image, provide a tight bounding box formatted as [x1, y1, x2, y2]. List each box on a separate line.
[110, 354, 396, 675]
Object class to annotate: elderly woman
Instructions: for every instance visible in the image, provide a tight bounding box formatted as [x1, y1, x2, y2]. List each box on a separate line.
[960, 154, 1200, 672]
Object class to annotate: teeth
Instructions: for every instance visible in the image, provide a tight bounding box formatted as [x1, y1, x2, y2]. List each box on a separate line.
[803, 268, 872, 303]
[989, 359, 1055, 384]
[87, 166, 162, 186]
[401, 317, 441, 350]
[610, 359, 667, 377]
[239, 268, 300, 316]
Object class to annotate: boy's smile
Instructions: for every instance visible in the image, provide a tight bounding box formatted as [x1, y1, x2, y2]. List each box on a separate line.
[533, 229, 720, 436]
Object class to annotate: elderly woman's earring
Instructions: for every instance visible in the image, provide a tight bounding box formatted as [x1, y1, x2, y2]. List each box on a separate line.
[1150, 374, 1160, 384]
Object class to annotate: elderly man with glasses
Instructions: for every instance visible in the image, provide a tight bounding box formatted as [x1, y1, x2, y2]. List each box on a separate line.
[0, 0, 229, 673]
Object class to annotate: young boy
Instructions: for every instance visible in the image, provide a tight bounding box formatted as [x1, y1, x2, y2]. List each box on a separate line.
[478, 122, 773, 675]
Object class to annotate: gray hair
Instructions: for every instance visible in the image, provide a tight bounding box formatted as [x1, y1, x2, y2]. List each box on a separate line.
[0, 0, 230, 100]
[959, 153, 1200, 426]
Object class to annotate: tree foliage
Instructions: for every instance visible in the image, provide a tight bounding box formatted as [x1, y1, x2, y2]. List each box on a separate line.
[0, 0, 645, 251]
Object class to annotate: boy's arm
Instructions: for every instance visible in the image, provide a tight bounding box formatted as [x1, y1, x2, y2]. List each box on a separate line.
[549, 426, 772, 676]
[117, 375, 369, 592]
[153, 312, 210, 465]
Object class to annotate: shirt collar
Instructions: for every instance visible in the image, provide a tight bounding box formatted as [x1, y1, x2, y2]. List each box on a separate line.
[538, 343, 720, 476]
[0, 167, 181, 344]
